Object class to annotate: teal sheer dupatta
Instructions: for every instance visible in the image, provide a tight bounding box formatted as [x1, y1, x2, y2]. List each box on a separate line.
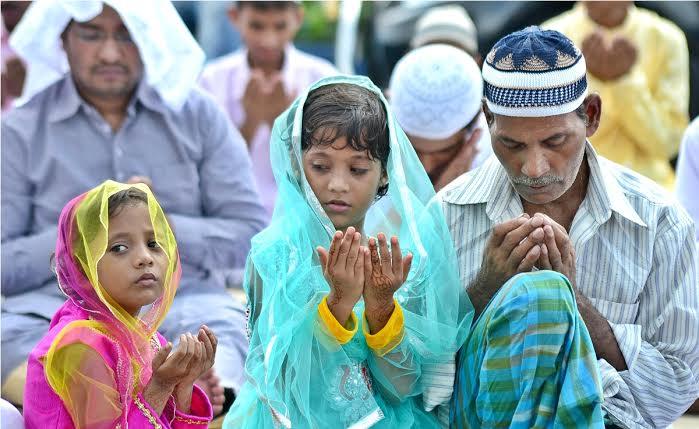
[225, 75, 473, 428]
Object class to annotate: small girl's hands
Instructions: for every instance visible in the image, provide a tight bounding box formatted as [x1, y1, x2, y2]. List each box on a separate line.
[172, 326, 218, 413]
[173, 327, 218, 388]
[142, 338, 197, 414]
[363, 233, 412, 333]
[317, 227, 368, 325]
[192, 325, 217, 381]
[149, 336, 199, 387]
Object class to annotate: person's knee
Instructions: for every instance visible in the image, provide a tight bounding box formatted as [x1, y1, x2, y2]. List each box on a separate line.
[1, 313, 49, 378]
[481, 271, 580, 377]
[1, 362, 27, 406]
[502, 271, 576, 317]
[486, 271, 577, 339]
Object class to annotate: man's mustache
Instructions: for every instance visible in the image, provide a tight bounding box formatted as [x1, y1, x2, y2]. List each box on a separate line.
[511, 175, 563, 187]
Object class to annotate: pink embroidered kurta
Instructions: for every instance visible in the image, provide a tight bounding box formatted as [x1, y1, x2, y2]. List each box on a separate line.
[24, 302, 213, 428]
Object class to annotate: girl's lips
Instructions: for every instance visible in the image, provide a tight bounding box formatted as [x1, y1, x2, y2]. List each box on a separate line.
[135, 278, 158, 287]
[135, 273, 157, 287]
[326, 201, 351, 213]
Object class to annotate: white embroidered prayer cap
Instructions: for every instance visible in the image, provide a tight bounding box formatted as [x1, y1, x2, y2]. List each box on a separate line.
[389, 44, 483, 140]
[410, 5, 478, 57]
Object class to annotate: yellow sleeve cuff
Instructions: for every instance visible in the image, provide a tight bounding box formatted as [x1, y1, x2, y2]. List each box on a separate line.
[363, 300, 405, 357]
[317, 296, 358, 344]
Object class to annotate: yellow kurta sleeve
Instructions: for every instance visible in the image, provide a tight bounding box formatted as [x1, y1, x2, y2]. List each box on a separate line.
[362, 300, 405, 357]
[317, 295, 358, 344]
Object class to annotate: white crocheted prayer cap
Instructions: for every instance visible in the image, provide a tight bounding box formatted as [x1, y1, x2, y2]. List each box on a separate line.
[389, 44, 483, 140]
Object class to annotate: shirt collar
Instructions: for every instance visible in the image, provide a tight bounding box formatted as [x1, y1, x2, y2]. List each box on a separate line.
[231, 44, 297, 101]
[585, 142, 647, 227]
[442, 141, 646, 227]
[134, 80, 169, 115]
[48, 74, 167, 123]
[48, 75, 82, 123]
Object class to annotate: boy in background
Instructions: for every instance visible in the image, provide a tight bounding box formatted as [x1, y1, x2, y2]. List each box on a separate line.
[200, 1, 338, 218]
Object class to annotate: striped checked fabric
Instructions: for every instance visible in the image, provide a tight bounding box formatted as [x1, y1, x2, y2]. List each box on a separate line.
[428, 142, 698, 428]
[450, 271, 604, 428]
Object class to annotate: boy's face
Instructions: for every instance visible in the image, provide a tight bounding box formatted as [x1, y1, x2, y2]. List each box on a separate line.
[229, 5, 304, 70]
[97, 202, 168, 316]
[302, 134, 387, 232]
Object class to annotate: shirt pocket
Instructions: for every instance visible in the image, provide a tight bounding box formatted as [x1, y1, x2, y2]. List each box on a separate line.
[149, 161, 200, 214]
[587, 297, 639, 325]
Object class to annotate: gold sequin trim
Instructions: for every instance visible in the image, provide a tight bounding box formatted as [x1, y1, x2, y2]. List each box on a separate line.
[174, 415, 209, 425]
[150, 334, 161, 352]
[134, 396, 163, 429]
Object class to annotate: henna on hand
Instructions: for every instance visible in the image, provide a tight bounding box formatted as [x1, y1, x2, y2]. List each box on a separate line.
[363, 234, 412, 332]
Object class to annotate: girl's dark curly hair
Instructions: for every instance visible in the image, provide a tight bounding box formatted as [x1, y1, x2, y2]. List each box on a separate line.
[301, 83, 390, 197]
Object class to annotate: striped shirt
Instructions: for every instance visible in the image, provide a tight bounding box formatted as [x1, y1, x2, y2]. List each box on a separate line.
[431, 142, 698, 428]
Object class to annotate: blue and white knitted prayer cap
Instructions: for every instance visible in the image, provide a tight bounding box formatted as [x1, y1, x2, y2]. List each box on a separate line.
[482, 26, 587, 117]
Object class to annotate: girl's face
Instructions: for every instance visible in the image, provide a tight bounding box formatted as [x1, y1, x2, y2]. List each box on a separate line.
[303, 135, 387, 232]
[96, 202, 168, 316]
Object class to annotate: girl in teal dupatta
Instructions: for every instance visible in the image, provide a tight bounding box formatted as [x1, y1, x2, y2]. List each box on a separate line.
[224, 76, 473, 428]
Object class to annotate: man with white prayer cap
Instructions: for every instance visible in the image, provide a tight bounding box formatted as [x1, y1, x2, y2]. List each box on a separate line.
[1, 0, 266, 416]
[410, 4, 480, 61]
[430, 26, 698, 428]
[389, 43, 491, 191]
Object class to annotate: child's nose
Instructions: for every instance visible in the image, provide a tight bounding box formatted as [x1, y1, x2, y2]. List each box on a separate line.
[328, 174, 349, 193]
[134, 247, 154, 267]
[261, 31, 278, 49]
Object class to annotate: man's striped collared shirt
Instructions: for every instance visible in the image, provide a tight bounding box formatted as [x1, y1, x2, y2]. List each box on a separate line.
[431, 143, 698, 428]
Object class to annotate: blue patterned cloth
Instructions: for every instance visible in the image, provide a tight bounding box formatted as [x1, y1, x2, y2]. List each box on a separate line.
[450, 271, 604, 428]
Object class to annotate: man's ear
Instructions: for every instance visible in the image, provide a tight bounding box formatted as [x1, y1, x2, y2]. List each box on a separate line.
[293, 6, 305, 31]
[482, 100, 494, 127]
[61, 21, 73, 49]
[583, 93, 602, 138]
[227, 6, 240, 28]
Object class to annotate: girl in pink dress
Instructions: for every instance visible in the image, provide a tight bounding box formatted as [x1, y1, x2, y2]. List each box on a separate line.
[23, 181, 215, 428]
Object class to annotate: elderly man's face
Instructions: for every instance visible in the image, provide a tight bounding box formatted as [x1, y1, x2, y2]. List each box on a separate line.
[487, 96, 601, 205]
[62, 6, 143, 101]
